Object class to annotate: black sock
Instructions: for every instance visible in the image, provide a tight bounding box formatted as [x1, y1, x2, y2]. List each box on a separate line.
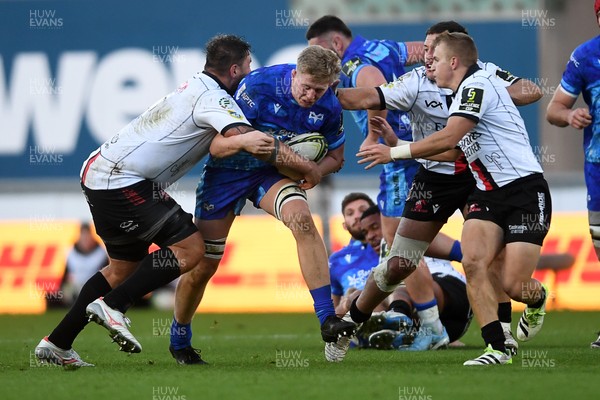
[497, 302, 512, 324]
[388, 300, 412, 317]
[103, 248, 182, 313]
[529, 285, 546, 309]
[481, 320, 506, 353]
[48, 272, 112, 349]
[349, 297, 372, 324]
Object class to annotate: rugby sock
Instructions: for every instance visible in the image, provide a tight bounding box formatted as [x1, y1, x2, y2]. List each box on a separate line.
[388, 300, 412, 317]
[310, 285, 335, 325]
[48, 271, 111, 350]
[170, 318, 192, 351]
[529, 284, 547, 309]
[449, 240, 463, 262]
[414, 299, 444, 335]
[349, 297, 372, 324]
[497, 302, 512, 324]
[481, 320, 507, 353]
[103, 248, 181, 313]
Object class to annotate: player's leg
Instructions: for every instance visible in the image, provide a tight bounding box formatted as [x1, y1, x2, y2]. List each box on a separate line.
[85, 180, 203, 353]
[460, 219, 511, 365]
[487, 249, 518, 354]
[585, 160, 600, 260]
[169, 213, 236, 364]
[169, 165, 250, 363]
[36, 258, 139, 368]
[36, 182, 151, 367]
[259, 178, 356, 361]
[349, 216, 434, 325]
[503, 242, 547, 342]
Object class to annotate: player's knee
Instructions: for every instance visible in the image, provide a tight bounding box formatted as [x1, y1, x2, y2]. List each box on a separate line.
[461, 257, 486, 279]
[386, 256, 415, 283]
[282, 210, 316, 235]
[187, 259, 219, 286]
[101, 261, 138, 285]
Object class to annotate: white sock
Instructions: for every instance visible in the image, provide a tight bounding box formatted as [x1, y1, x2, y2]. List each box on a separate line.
[417, 305, 444, 335]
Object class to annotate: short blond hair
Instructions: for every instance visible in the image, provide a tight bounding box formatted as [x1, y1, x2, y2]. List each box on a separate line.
[296, 45, 341, 83]
[432, 32, 478, 68]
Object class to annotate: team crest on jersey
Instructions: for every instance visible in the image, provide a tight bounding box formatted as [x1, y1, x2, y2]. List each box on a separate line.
[308, 111, 324, 124]
[459, 87, 484, 112]
[218, 98, 233, 109]
[342, 56, 362, 77]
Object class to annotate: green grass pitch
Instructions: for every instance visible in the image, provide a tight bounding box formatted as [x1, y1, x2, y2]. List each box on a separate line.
[1, 310, 600, 400]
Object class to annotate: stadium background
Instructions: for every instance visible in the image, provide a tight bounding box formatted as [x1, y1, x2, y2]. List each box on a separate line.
[0, 0, 598, 313]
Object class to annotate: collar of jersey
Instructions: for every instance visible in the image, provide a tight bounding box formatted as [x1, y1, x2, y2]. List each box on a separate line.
[202, 70, 234, 95]
[453, 63, 482, 95]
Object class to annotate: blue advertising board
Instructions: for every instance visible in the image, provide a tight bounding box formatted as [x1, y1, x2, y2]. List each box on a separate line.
[0, 0, 538, 179]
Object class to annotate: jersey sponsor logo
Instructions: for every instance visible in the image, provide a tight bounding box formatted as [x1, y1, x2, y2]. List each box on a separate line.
[425, 100, 443, 109]
[308, 111, 324, 124]
[344, 254, 353, 264]
[432, 204, 440, 214]
[240, 91, 255, 108]
[227, 110, 243, 119]
[218, 97, 234, 109]
[458, 132, 482, 158]
[458, 87, 484, 113]
[273, 103, 282, 114]
[341, 57, 362, 77]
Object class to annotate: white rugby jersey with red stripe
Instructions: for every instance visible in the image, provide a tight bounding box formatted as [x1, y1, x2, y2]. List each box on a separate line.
[81, 72, 251, 190]
[448, 65, 543, 191]
[378, 61, 518, 175]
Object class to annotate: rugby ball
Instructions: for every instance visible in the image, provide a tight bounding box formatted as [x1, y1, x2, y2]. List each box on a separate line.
[287, 133, 328, 162]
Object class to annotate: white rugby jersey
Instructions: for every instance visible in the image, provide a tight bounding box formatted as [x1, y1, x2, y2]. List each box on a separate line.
[378, 61, 517, 175]
[81, 72, 252, 190]
[423, 257, 465, 284]
[448, 65, 543, 191]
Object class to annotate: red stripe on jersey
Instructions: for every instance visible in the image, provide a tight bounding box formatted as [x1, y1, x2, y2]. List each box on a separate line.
[81, 151, 101, 185]
[470, 159, 498, 191]
[454, 153, 469, 174]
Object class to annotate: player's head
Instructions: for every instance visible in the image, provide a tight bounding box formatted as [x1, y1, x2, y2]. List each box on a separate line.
[424, 21, 469, 81]
[430, 32, 478, 90]
[305, 15, 352, 58]
[204, 34, 252, 91]
[359, 206, 383, 253]
[341, 192, 375, 241]
[291, 45, 341, 108]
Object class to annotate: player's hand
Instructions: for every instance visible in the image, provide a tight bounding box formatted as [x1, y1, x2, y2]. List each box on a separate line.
[241, 131, 275, 155]
[567, 108, 592, 129]
[356, 143, 392, 169]
[359, 135, 379, 152]
[299, 163, 322, 190]
[370, 116, 398, 146]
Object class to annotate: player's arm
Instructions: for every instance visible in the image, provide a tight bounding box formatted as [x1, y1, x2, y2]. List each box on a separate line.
[336, 87, 383, 110]
[317, 144, 345, 175]
[210, 124, 274, 158]
[356, 65, 389, 148]
[357, 116, 473, 169]
[546, 86, 592, 129]
[507, 79, 542, 106]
